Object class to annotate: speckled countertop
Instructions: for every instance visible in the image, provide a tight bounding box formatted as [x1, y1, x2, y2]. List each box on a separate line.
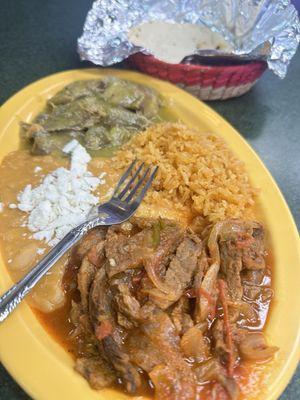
[0, 0, 299, 399]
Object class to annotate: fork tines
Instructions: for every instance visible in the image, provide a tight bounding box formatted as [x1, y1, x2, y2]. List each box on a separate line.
[113, 160, 158, 204]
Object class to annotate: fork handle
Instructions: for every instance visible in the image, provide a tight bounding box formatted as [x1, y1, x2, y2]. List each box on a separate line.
[0, 226, 84, 323]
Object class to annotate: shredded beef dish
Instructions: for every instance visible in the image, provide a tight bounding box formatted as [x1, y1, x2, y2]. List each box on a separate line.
[66, 217, 277, 399]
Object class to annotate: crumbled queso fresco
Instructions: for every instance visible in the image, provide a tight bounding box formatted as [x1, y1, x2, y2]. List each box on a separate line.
[34, 165, 42, 173]
[13, 140, 105, 247]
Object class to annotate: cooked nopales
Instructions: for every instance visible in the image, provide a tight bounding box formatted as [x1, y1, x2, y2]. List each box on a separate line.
[70, 217, 277, 399]
[21, 77, 162, 154]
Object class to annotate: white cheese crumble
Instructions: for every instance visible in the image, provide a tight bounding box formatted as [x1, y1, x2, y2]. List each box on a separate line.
[9, 203, 17, 209]
[34, 166, 42, 173]
[62, 139, 78, 153]
[0, 202, 3, 213]
[16, 140, 105, 247]
[37, 248, 46, 255]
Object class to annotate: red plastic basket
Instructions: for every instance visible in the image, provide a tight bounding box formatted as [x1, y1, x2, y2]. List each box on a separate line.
[129, 53, 267, 100]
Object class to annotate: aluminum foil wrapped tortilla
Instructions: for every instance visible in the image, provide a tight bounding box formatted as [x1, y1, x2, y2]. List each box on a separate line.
[78, 0, 300, 78]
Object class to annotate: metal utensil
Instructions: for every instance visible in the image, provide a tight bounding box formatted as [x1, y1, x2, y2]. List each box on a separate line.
[0, 160, 158, 322]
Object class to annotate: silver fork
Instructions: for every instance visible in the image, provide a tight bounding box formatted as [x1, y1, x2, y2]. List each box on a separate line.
[0, 160, 158, 322]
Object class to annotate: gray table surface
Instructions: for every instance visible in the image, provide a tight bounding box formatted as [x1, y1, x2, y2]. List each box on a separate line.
[0, 0, 299, 399]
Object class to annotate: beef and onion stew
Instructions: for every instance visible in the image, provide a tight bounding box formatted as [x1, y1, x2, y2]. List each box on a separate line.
[49, 217, 277, 399]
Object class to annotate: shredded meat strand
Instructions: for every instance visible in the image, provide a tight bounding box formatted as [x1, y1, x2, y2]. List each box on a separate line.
[218, 279, 235, 377]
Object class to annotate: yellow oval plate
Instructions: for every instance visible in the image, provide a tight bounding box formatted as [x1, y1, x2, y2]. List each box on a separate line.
[0, 69, 299, 400]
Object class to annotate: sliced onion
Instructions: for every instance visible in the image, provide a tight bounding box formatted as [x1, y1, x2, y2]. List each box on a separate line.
[207, 220, 245, 266]
[239, 332, 278, 361]
[143, 287, 179, 302]
[180, 324, 209, 360]
[199, 263, 219, 321]
[207, 222, 222, 267]
[144, 260, 176, 295]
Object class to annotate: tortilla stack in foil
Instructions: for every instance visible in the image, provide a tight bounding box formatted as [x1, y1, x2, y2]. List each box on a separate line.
[78, 0, 300, 79]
